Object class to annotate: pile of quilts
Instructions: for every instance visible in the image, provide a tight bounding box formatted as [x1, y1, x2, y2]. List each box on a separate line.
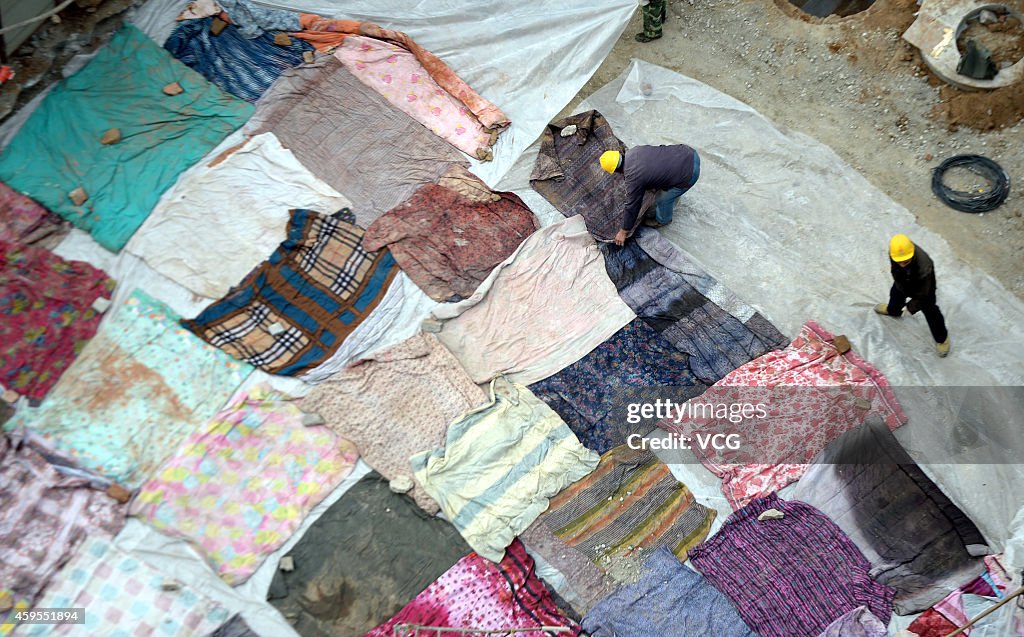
[0, 0, 1015, 635]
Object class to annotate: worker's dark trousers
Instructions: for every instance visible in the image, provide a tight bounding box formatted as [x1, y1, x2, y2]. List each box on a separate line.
[888, 285, 948, 343]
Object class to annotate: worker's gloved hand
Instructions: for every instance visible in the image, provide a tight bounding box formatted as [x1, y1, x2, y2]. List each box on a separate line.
[613, 229, 628, 246]
[906, 299, 921, 314]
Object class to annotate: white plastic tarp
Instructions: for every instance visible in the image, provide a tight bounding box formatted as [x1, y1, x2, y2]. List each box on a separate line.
[552, 59, 1024, 632]
[256, 0, 636, 187]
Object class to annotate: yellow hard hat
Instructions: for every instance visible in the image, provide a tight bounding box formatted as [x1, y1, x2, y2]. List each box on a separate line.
[599, 150, 621, 174]
[889, 234, 915, 262]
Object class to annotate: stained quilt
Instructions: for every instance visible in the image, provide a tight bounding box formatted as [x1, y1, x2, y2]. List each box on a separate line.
[267, 472, 471, 637]
[363, 173, 538, 302]
[794, 416, 988, 614]
[1, 242, 115, 402]
[165, 18, 313, 102]
[246, 57, 465, 224]
[601, 226, 788, 384]
[530, 110, 655, 242]
[689, 493, 896, 637]
[5, 290, 252, 489]
[412, 379, 599, 562]
[0, 181, 67, 247]
[0, 435, 126, 626]
[365, 539, 581, 637]
[131, 385, 360, 585]
[183, 209, 397, 376]
[0, 25, 252, 252]
[660, 320, 907, 509]
[18, 536, 231, 637]
[428, 215, 635, 385]
[528, 318, 707, 454]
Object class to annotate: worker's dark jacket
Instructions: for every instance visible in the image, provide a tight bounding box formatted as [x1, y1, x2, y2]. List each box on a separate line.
[621, 144, 697, 230]
[891, 245, 936, 300]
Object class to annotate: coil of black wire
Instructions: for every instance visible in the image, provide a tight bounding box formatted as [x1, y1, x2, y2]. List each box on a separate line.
[931, 154, 1010, 213]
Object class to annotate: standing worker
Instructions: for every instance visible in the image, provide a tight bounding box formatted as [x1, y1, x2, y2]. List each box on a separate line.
[599, 143, 701, 246]
[636, 0, 668, 42]
[875, 234, 951, 357]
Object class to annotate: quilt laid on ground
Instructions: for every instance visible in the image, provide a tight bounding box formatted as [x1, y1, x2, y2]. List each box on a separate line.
[267, 472, 471, 637]
[334, 35, 497, 158]
[130, 385, 359, 585]
[126, 132, 350, 299]
[528, 318, 707, 454]
[689, 494, 896, 637]
[300, 332, 485, 513]
[601, 227, 788, 384]
[817, 607, 889, 637]
[183, 209, 397, 376]
[0, 181, 67, 247]
[0, 25, 253, 252]
[0, 435, 126, 622]
[18, 536, 232, 637]
[539, 444, 715, 567]
[5, 290, 252, 489]
[412, 379, 599, 562]
[165, 18, 312, 102]
[582, 546, 756, 637]
[794, 417, 988, 615]
[428, 215, 635, 385]
[364, 539, 581, 637]
[1, 242, 115, 402]
[660, 320, 907, 509]
[246, 57, 465, 225]
[530, 110, 655, 242]
[363, 173, 538, 302]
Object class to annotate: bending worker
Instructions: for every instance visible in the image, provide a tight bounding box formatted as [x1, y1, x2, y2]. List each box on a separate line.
[599, 143, 701, 246]
[875, 233, 951, 357]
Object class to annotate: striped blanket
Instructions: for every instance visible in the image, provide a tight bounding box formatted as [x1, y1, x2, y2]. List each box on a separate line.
[542, 445, 715, 564]
[183, 209, 398, 376]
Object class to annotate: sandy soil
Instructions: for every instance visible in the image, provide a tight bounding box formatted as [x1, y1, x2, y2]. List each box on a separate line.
[568, 0, 1024, 300]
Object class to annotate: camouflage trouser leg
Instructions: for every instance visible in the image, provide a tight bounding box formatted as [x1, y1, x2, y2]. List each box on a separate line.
[641, 0, 666, 38]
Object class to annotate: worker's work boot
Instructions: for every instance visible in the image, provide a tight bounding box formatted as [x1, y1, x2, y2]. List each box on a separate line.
[874, 304, 898, 317]
[936, 338, 951, 358]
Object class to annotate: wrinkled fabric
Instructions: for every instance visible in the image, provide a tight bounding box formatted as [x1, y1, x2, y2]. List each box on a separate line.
[582, 547, 756, 637]
[540, 444, 715, 565]
[165, 18, 312, 102]
[246, 57, 465, 225]
[127, 133, 349, 299]
[294, 16, 509, 131]
[794, 417, 987, 614]
[908, 556, 1018, 637]
[0, 435, 126, 619]
[412, 379, 599, 562]
[429, 215, 635, 385]
[1, 242, 115, 402]
[528, 318, 707, 453]
[0, 181, 67, 247]
[267, 472, 471, 637]
[183, 209, 398, 376]
[131, 385, 359, 585]
[601, 227, 789, 384]
[519, 522, 616, 615]
[300, 333, 485, 513]
[817, 607, 888, 637]
[363, 177, 538, 302]
[689, 494, 896, 637]
[207, 614, 260, 637]
[0, 26, 252, 252]
[6, 290, 252, 489]
[661, 320, 908, 509]
[530, 110, 654, 242]
[365, 540, 581, 637]
[219, 0, 300, 38]
[19, 536, 231, 637]
[335, 36, 494, 157]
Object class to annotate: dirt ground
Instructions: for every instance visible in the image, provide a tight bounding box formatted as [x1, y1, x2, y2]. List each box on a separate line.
[570, 0, 1024, 300]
